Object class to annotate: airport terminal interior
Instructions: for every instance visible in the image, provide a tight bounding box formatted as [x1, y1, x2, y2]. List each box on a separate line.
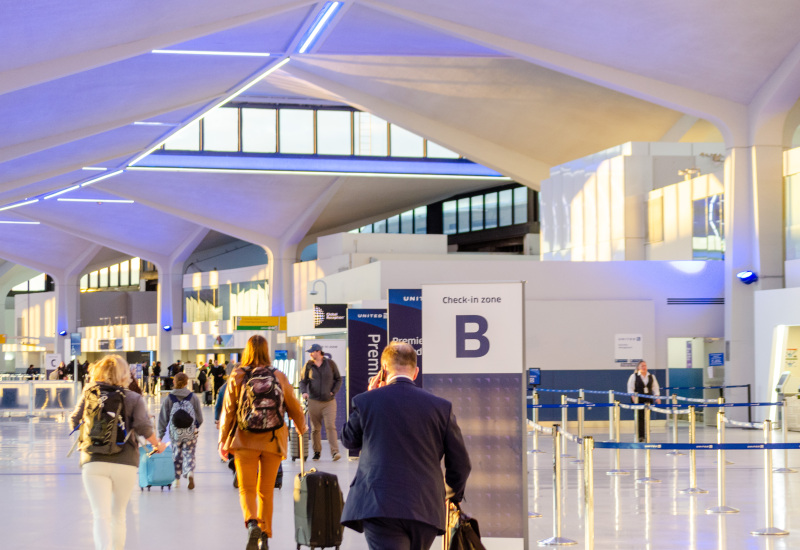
[4, 1, 800, 548]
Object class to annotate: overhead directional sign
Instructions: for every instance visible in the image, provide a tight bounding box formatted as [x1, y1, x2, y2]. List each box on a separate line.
[236, 316, 287, 330]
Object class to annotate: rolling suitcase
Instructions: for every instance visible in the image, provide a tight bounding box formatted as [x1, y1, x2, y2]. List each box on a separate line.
[290, 421, 310, 461]
[138, 444, 176, 491]
[294, 431, 344, 550]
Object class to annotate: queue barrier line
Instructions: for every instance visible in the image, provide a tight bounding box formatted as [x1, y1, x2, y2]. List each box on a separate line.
[527, 401, 779, 409]
[664, 384, 750, 390]
[618, 402, 646, 410]
[592, 441, 800, 450]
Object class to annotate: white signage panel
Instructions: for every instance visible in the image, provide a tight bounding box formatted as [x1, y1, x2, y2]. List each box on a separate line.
[423, 282, 524, 375]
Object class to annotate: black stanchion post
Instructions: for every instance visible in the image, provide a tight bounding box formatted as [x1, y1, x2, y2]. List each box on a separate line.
[747, 384, 752, 423]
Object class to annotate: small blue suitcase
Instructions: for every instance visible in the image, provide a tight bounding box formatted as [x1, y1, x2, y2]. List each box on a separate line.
[139, 445, 176, 491]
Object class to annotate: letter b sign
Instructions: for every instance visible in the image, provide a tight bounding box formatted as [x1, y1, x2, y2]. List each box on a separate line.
[456, 315, 490, 358]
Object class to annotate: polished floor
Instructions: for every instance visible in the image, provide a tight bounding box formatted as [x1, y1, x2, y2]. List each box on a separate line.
[2, 399, 800, 549]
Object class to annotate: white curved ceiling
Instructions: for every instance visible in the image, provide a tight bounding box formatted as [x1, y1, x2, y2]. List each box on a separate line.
[0, 0, 797, 279]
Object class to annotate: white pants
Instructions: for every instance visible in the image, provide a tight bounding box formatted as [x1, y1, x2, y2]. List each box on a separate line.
[81, 461, 138, 550]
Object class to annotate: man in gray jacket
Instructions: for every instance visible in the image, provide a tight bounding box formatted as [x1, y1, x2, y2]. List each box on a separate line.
[299, 343, 343, 461]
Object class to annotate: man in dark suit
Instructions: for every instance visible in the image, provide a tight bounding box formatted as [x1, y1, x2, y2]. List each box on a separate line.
[341, 341, 471, 550]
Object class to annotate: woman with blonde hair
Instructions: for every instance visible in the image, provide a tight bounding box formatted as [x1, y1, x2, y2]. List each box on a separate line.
[70, 354, 166, 550]
[219, 335, 307, 550]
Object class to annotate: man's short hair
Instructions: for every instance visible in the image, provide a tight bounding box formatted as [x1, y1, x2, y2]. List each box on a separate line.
[381, 341, 417, 371]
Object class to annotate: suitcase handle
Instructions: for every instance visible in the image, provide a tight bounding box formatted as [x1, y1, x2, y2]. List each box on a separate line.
[298, 423, 305, 475]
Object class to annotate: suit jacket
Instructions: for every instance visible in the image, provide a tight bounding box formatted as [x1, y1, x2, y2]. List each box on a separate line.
[340, 377, 471, 533]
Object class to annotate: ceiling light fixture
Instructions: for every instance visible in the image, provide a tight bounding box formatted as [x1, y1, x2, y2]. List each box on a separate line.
[152, 49, 271, 57]
[297, 2, 343, 54]
[81, 166, 108, 171]
[0, 198, 39, 212]
[127, 57, 291, 167]
[80, 169, 124, 187]
[0, 220, 40, 224]
[133, 121, 180, 127]
[43, 185, 81, 200]
[126, 165, 513, 181]
[57, 198, 134, 203]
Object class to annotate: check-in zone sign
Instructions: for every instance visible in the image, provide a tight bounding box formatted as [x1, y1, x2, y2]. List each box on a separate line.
[423, 282, 524, 374]
[422, 282, 526, 549]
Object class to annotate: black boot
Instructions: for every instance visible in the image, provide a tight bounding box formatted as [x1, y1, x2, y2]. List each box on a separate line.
[246, 520, 261, 550]
[259, 533, 269, 549]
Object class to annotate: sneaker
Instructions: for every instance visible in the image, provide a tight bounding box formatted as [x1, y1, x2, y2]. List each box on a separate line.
[312, 452, 321, 461]
[187, 473, 195, 490]
[233, 472, 239, 489]
[246, 520, 262, 550]
[259, 533, 269, 549]
[332, 452, 342, 461]
[173, 478, 181, 489]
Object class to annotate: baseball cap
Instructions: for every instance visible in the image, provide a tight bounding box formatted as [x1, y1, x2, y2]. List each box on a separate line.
[306, 344, 323, 353]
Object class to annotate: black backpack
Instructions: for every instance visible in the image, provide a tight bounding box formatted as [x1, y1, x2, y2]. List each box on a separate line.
[79, 383, 129, 455]
[236, 366, 285, 435]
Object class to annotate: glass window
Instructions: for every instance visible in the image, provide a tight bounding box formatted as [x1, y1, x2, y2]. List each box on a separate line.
[513, 186, 528, 224]
[484, 192, 498, 229]
[400, 210, 414, 234]
[387, 215, 400, 233]
[471, 196, 484, 231]
[360, 224, 373, 233]
[130, 258, 140, 287]
[89, 271, 98, 288]
[414, 206, 427, 234]
[353, 112, 388, 156]
[99, 268, 108, 288]
[390, 125, 424, 157]
[317, 111, 352, 155]
[457, 198, 470, 233]
[499, 189, 513, 227]
[242, 108, 277, 153]
[110, 264, 119, 287]
[279, 109, 314, 154]
[647, 197, 664, 243]
[203, 107, 239, 152]
[426, 141, 460, 159]
[443, 201, 457, 235]
[80, 274, 88, 290]
[163, 120, 200, 151]
[373, 219, 386, 233]
[120, 261, 130, 286]
[28, 274, 46, 291]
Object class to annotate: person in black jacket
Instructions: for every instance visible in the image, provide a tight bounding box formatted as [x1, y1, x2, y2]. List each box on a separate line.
[151, 361, 162, 394]
[299, 344, 343, 461]
[341, 342, 471, 550]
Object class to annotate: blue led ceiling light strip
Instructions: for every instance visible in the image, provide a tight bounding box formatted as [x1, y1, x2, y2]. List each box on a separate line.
[297, 2, 343, 54]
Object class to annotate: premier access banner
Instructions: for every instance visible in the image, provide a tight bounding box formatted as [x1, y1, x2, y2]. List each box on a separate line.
[388, 289, 423, 386]
[346, 309, 387, 412]
[346, 308, 387, 458]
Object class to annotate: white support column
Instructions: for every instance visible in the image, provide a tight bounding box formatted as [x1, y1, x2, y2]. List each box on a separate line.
[724, 144, 785, 419]
[269, 244, 297, 316]
[156, 263, 183, 366]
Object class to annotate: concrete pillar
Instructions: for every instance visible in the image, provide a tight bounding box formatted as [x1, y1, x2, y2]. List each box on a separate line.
[724, 145, 785, 419]
[156, 263, 184, 366]
[269, 244, 297, 316]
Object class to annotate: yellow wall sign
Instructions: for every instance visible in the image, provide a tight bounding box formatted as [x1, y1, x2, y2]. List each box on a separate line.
[236, 316, 287, 331]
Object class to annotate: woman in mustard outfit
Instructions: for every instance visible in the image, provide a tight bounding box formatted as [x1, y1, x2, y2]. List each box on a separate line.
[219, 335, 306, 550]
